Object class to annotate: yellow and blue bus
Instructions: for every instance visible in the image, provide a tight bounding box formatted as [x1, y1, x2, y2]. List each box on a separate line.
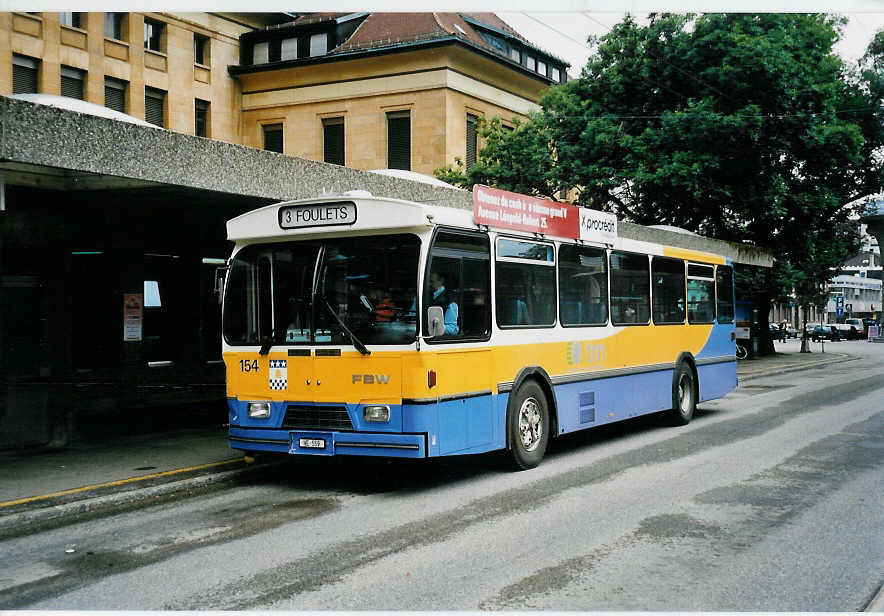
[221, 186, 736, 469]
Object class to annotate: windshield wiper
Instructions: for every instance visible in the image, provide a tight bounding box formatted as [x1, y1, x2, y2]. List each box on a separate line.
[258, 326, 285, 356]
[321, 298, 371, 356]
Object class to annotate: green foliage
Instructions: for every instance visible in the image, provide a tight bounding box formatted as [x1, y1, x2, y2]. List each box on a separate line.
[438, 13, 884, 313]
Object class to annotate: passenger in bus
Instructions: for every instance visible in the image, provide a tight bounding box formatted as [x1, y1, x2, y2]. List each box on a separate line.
[428, 271, 459, 335]
[374, 295, 396, 322]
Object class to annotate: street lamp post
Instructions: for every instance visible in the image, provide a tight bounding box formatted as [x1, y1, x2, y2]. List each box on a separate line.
[860, 200, 884, 342]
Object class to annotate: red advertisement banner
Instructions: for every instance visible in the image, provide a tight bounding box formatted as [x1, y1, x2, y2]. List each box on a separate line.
[472, 184, 580, 239]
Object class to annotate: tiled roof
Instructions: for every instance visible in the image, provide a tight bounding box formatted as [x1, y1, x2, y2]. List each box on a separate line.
[328, 12, 563, 65]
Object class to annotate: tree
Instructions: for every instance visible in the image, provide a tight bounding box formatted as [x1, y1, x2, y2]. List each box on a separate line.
[438, 13, 884, 353]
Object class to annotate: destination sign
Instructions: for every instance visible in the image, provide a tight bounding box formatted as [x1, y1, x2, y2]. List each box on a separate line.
[472, 185, 617, 243]
[279, 201, 357, 229]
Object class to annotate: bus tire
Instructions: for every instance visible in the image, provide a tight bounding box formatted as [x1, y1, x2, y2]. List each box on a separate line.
[669, 362, 697, 426]
[507, 380, 550, 470]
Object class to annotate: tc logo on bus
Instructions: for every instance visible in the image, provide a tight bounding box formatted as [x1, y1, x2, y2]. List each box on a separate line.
[352, 374, 391, 384]
[567, 342, 606, 366]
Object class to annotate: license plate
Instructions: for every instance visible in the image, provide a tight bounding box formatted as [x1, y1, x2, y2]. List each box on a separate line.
[299, 438, 326, 449]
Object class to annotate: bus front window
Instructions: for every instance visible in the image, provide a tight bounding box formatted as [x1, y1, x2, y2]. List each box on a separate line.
[223, 234, 419, 347]
[316, 234, 420, 345]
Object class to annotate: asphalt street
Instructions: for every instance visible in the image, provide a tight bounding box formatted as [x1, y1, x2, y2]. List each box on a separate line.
[0, 340, 881, 610]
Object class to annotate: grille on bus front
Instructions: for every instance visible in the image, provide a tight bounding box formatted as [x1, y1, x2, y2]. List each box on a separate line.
[282, 405, 354, 431]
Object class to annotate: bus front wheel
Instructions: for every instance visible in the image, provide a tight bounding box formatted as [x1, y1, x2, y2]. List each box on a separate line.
[507, 380, 550, 470]
[669, 362, 697, 426]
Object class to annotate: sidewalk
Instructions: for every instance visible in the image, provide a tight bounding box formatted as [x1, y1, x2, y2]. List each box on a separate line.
[0, 344, 856, 536]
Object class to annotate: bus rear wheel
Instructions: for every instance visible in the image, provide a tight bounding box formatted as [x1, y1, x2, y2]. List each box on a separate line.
[669, 362, 696, 426]
[507, 380, 550, 470]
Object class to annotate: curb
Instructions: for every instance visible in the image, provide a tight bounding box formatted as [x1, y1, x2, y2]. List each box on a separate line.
[866, 582, 884, 612]
[0, 459, 282, 539]
[738, 353, 855, 382]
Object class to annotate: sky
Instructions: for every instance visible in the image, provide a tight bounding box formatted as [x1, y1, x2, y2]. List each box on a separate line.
[501, 11, 884, 78]
[8, 2, 884, 79]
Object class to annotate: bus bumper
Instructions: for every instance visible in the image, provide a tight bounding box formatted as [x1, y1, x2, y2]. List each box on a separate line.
[229, 427, 427, 458]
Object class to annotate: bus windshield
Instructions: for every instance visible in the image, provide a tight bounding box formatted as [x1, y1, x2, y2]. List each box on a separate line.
[223, 234, 420, 347]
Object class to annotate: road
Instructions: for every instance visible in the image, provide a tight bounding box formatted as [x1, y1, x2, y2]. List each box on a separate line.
[1, 342, 882, 610]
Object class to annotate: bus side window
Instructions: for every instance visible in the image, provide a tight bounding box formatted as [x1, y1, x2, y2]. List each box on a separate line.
[610, 251, 650, 325]
[652, 256, 686, 325]
[687, 263, 716, 324]
[424, 230, 490, 340]
[716, 265, 735, 323]
[495, 238, 556, 328]
[559, 244, 608, 326]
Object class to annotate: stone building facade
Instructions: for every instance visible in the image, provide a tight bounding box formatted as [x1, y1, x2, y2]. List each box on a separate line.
[1, 11, 567, 173]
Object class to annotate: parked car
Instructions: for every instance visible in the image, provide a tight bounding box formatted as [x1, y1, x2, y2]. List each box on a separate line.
[811, 324, 840, 342]
[844, 318, 864, 337]
[769, 323, 795, 340]
[805, 322, 821, 336]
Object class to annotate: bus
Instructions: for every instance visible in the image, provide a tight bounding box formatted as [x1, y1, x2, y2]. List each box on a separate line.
[221, 185, 737, 470]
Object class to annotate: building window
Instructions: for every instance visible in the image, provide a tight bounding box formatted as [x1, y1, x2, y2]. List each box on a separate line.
[104, 76, 127, 113]
[466, 113, 478, 168]
[509, 47, 521, 63]
[144, 18, 165, 52]
[281, 37, 298, 61]
[194, 33, 210, 65]
[145, 86, 165, 127]
[104, 12, 125, 40]
[60, 66, 85, 100]
[253, 41, 269, 64]
[12, 54, 39, 94]
[60, 12, 83, 28]
[526, 55, 536, 72]
[263, 123, 283, 153]
[551, 67, 561, 83]
[323, 117, 344, 166]
[387, 110, 411, 171]
[537, 60, 547, 76]
[309, 33, 328, 57]
[195, 99, 209, 137]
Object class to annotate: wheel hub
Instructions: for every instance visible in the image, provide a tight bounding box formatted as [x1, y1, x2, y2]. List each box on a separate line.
[518, 397, 543, 451]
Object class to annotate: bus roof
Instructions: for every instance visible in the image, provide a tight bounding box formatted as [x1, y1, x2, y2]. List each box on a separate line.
[226, 192, 473, 242]
[227, 191, 769, 267]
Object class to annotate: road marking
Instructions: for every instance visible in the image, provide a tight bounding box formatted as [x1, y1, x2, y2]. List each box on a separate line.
[0, 458, 243, 509]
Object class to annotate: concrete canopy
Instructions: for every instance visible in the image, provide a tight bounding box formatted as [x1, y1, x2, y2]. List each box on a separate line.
[0, 96, 772, 267]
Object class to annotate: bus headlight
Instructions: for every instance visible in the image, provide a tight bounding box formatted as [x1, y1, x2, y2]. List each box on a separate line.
[363, 405, 390, 423]
[248, 402, 271, 419]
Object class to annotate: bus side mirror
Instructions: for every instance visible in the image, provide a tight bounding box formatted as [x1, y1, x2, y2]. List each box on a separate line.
[214, 266, 227, 305]
[427, 306, 445, 338]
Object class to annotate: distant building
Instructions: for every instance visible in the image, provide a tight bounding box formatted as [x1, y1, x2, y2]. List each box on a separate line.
[826, 275, 882, 322]
[1, 12, 293, 142]
[1, 11, 567, 174]
[232, 12, 568, 173]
